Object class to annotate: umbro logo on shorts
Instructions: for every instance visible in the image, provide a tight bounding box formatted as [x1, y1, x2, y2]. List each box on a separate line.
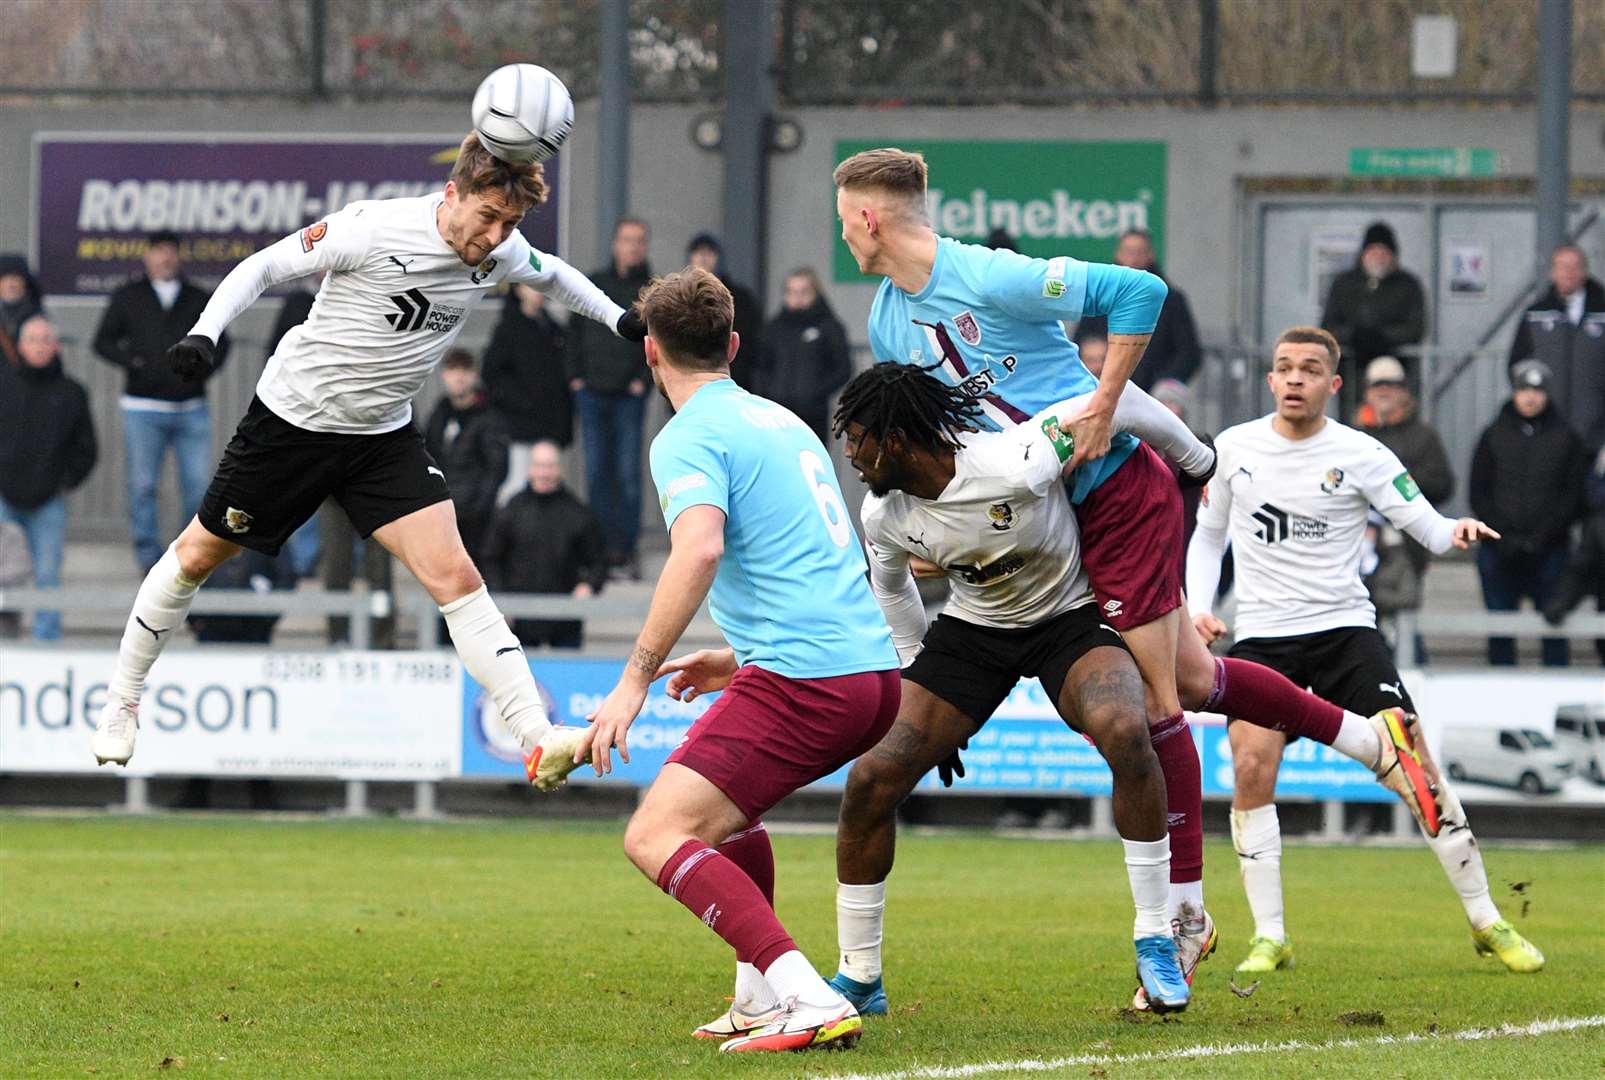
[1102, 599, 1124, 618]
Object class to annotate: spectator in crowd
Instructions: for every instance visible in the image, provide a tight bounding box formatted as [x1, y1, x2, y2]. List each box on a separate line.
[92, 230, 230, 571]
[0, 315, 98, 640]
[686, 232, 762, 391]
[481, 440, 608, 649]
[1508, 244, 1605, 452]
[424, 349, 508, 565]
[1354, 355, 1454, 584]
[1469, 360, 1588, 667]
[1072, 231, 1200, 390]
[1076, 329, 1109, 378]
[566, 216, 652, 580]
[754, 267, 853, 443]
[1543, 444, 1605, 664]
[0, 253, 44, 359]
[265, 274, 324, 578]
[482, 284, 571, 506]
[1321, 222, 1426, 416]
[0, 522, 29, 639]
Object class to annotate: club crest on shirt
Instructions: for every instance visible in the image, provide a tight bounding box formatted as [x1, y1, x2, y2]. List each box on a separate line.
[953, 310, 981, 346]
[470, 257, 498, 285]
[1320, 467, 1345, 494]
[987, 502, 1014, 531]
[224, 507, 253, 534]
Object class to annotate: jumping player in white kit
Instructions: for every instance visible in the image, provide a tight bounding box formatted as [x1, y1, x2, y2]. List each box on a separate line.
[90, 135, 644, 789]
[1187, 326, 1545, 976]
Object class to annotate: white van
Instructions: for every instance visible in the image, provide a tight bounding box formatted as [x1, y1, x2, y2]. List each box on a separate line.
[1553, 705, 1605, 784]
[1441, 727, 1572, 794]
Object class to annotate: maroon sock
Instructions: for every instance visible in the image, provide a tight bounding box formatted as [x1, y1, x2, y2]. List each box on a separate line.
[1204, 657, 1343, 745]
[1150, 711, 1203, 884]
[718, 822, 776, 962]
[656, 839, 796, 971]
[719, 822, 775, 906]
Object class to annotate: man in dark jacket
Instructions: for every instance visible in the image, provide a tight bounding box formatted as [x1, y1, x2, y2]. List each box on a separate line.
[566, 217, 651, 578]
[1321, 222, 1426, 417]
[424, 349, 508, 564]
[481, 440, 608, 648]
[92, 230, 231, 570]
[483, 284, 571, 505]
[755, 268, 853, 443]
[0, 254, 45, 359]
[0, 315, 98, 640]
[1508, 244, 1605, 453]
[686, 232, 763, 392]
[1470, 360, 1588, 666]
[1355, 355, 1454, 580]
[1543, 444, 1605, 664]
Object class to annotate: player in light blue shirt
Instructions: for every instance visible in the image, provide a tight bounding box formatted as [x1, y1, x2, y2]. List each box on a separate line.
[577, 269, 901, 1052]
[866, 238, 1164, 503]
[833, 146, 1230, 1015]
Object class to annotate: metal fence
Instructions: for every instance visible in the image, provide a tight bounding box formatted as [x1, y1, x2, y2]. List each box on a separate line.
[4, 0, 1603, 105]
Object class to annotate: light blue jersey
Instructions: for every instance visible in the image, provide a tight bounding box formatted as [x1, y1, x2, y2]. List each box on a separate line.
[867, 237, 1167, 504]
[649, 378, 899, 679]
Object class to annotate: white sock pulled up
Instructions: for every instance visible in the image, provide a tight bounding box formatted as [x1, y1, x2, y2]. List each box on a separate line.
[1232, 803, 1286, 942]
[1123, 836, 1172, 939]
[835, 880, 886, 983]
[108, 544, 206, 703]
[440, 585, 551, 746]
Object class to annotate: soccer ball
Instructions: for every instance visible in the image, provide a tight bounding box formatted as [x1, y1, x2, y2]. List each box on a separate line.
[470, 64, 574, 164]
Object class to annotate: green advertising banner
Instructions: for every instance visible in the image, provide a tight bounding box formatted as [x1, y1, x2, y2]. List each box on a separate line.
[1348, 147, 1503, 178]
[832, 139, 1166, 284]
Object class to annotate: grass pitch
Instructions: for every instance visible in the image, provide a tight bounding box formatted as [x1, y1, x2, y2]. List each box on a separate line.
[2, 813, 1601, 1078]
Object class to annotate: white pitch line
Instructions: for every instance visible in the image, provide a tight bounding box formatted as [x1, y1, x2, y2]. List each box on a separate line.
[832, 1015, 1605, 1080]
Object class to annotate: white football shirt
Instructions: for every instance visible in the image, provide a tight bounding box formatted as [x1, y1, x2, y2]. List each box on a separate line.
[1190, 415, 1450, 639]
[862, 409, 1092, 637]
[190, 193, 625, 434]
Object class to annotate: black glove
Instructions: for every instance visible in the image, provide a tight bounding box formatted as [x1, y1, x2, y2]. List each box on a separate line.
[615, 308, 647, 343]
[937, 739, 969, 788]
[1177, 431, 1217, 490]
[166, 335, 216, 382]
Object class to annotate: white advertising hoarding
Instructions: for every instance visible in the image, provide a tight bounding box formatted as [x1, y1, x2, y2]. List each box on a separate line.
[0, 650, 461, 779]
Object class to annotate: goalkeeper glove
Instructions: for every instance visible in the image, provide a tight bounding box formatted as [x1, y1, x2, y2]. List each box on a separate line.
[166, 335, 216, 381]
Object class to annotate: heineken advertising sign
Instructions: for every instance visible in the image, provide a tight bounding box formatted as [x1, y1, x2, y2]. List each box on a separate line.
[832, 139, 1166, 283]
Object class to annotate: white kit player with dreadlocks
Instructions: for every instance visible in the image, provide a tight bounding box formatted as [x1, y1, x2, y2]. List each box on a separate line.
[90, 135, 645, 789]
[1187, 326, 1545, 976]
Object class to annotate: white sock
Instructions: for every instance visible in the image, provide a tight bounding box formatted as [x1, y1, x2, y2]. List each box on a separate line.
[1333, 710, 1384, 767]
[108, 545, 206, 703]
[1123, 836, 1172, 939]
[763, 949, 842, 1008]
[1232, 804, 1286, 942]
[440, 586, 551, 746]
[1168, 879, 1204, 924]
[733, 961, 778, 1013]
[1422, 778, 1501, 930]
[836, 881, 886, 983]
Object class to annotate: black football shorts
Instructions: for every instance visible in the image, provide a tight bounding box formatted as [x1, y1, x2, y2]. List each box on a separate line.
[198, 397, 450, 556]
[1226, 625, 1415, 721]
[903, 605, 1131, 727]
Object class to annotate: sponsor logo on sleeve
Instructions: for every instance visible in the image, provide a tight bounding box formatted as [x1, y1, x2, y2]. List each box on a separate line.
[527, 252, 543, 272]
[1041, 416, 1075, 463]
[665, 472, 709, 501]
[299, 221, 327, 253]
[1043, 256, 1068, 298]
[1392, 472, 1422, 501]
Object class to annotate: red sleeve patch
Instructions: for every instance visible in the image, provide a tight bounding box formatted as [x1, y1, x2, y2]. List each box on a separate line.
[299, 221, 328, 253]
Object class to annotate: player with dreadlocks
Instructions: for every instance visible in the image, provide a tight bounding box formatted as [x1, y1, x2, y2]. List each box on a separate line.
[825, 366, 1471, 1015]
[827, 363, 1217, 1012]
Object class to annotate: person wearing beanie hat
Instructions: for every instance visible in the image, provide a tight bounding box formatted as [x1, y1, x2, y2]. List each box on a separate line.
[1470, 357, 1588, 666]
[0, 253, 45, 355]
[686, 231, 763, 392]
[1320, 221, 1426, 417]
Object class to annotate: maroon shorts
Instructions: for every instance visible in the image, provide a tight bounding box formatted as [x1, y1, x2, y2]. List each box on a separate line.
[1076, 442, 1185, 632]
[666, 665, 901, 821]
